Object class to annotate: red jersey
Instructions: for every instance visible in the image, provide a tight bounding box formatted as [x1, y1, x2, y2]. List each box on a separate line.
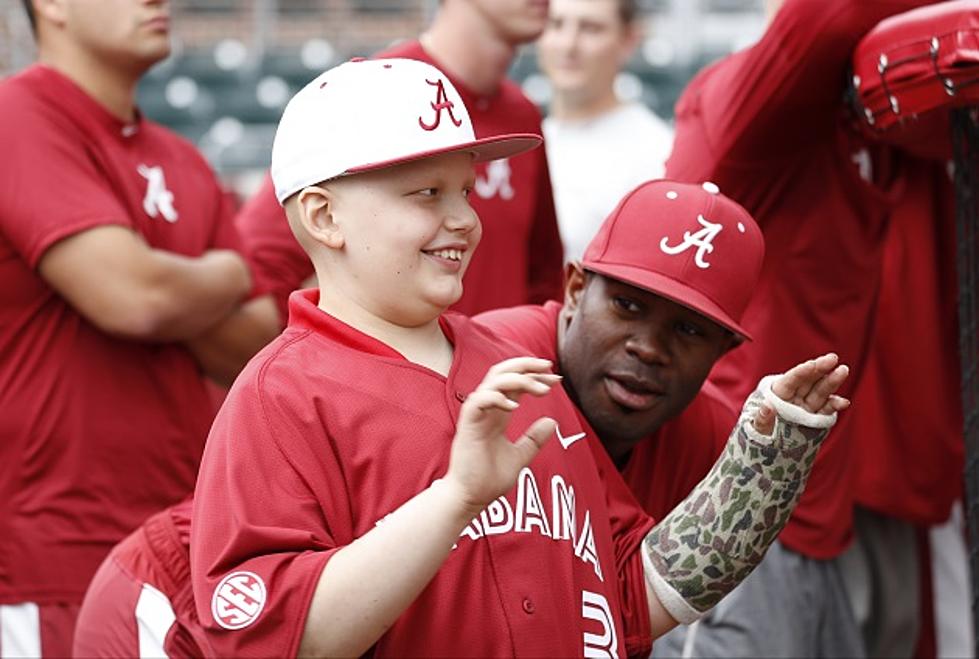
[847, 166, 962, 525]
[192, 290, 654, 658]
[665, 0, 941, 559]
[475, 301, 734, 521]
[235, 41, 564, 319]
[0, 65, 237, 604]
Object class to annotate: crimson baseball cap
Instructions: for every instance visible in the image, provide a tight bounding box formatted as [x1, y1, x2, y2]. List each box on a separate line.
[270, 57, 542, 203]
[582, 179, 764, 340]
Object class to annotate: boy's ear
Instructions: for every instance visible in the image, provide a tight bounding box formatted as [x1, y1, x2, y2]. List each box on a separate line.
[563, 261, 587, 311]
[297, 186, 344, 250]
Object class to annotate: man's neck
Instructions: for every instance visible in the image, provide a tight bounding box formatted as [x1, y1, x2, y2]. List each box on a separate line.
[549, 88, 622, 123]
[420, 11, 516, 96]
[38, 44, 141, 122]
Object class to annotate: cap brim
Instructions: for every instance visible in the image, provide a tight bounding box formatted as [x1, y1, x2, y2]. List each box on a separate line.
[345, 133, 542, 175]
[582, 261, 753, 341]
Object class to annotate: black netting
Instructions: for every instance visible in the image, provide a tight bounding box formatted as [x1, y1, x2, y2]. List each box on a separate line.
[952, 106, 979, 655]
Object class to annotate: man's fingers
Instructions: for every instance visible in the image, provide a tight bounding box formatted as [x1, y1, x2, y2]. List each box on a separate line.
[802, 364, 849, 411]
[818, 394, 850, 415]
[752, 401, 776, 435]
[772, 353, 839, 401]
[510, 417, 556, 467]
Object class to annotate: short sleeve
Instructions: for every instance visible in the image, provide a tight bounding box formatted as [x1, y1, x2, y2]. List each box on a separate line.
[0, 93, 132, 267]
[191, 359, 344, 657]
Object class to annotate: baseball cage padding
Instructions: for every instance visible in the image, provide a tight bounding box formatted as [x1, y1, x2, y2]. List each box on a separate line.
[953, 107, 979, 656]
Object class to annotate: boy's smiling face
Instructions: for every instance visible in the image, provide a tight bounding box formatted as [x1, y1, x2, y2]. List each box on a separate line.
[315, 151, 481, 327]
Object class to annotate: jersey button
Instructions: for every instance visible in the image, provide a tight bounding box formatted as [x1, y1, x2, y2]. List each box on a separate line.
[521, 598, 535, 614]
[454, 391, 466, 402]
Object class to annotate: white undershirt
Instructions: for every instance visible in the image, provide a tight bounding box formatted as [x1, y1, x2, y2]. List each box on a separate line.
[543, 102, 674, 261]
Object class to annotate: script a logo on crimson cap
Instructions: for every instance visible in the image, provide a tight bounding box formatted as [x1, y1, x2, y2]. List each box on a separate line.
[211, 571, 267, 630]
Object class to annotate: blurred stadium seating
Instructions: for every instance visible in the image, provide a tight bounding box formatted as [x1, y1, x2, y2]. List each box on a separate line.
[0, 0, 765, 199]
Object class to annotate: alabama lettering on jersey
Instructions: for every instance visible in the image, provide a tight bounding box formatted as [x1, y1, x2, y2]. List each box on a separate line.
[192, 291, 653, 658]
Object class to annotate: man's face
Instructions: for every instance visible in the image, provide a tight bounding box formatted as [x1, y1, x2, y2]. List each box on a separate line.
[61, 0, 171, 70]
[558, 267, 737, 462]
[469, 0, 551, 46]
[537, 0, 633, 99]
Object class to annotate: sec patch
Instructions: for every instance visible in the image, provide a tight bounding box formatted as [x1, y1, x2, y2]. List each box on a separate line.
[211, 571, 267, 630]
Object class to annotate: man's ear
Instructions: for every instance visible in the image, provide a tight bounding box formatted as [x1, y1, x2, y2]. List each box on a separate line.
[563, 261, 587, 311]
[297, 186, 344, 250]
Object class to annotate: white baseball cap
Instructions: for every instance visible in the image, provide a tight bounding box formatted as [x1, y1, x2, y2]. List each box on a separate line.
[270, 57, 542, 203]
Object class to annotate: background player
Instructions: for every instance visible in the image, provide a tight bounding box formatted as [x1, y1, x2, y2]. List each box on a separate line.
[655, 0, 947, 656]
[0, 0, 252, 654]
[536, 0, 674, 261]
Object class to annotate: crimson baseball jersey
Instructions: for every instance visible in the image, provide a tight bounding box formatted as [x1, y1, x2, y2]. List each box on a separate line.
[235, 41, 564, 320]
[192, 290, 654, 658]
[665, 0, 942, 559]
[0, 65, 238, 605]
[846, 167, 962, 525]
[73, 498, 208, 658]
[475, 301, 734, 521]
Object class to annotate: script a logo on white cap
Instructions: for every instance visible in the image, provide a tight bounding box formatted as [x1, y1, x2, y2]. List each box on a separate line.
[211, 571, 267, 630]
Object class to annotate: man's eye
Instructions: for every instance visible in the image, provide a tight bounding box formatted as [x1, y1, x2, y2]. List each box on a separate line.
[613, 297, 640, 314]
[676, 321, 703, 337]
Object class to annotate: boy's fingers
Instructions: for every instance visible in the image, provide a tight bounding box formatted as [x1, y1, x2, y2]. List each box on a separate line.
[483, 357, 554, 379]
[478, 372, 557, 399]
[510, 417, 556, 467]
[464, 390, 518, 417]
[818, 394, 850, 415]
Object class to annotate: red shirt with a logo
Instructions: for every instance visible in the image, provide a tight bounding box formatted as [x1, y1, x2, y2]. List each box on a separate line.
[475, 301, 734, 520]
[0, 65, 238, 605]
[236, 42, 564, 320]
[665, 0, 946, 558]
[191, 290, 655, 658]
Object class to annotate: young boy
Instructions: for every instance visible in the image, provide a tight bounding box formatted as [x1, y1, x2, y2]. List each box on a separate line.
[190, 57, 851, 658]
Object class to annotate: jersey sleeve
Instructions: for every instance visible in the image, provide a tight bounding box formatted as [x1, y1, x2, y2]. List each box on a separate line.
[525, 146, 565, 305]
[667, 0, 942, 177]
[191, 364, 343, 657]
[585, 431, 656, 657]
[0, 93, 133, 268]
[235, 176, 314, 319]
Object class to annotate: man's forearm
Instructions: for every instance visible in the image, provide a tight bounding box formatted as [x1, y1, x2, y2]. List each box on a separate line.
[139, 247, 252, 341]
[185, 295, 282, 385]
[642, 377, 835, 623]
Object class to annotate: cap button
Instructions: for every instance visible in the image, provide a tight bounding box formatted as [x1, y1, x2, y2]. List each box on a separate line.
[702, 181, 720, 195]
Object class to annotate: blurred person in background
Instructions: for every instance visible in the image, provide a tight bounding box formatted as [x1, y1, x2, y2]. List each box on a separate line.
[536, 0, 673, 261]
[0, 0, 261, 654]
[653, 0, 957, 656]
[236, 0, 565, 325]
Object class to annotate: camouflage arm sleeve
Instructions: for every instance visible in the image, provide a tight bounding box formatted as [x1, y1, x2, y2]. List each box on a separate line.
[641, 375, 837, 624]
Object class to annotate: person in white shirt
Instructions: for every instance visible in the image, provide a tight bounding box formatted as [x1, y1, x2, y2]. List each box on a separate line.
[537, 0, 674, 261]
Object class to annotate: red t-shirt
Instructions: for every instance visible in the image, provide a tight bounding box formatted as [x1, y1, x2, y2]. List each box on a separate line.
[192, 290, 654, 658]
[665, 0, 945, 558]
[475, 301, 734, 521]
[0, 65, 237, 604]
[235, 40, 564, 320]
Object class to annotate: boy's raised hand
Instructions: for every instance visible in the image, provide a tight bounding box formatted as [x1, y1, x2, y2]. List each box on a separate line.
[752, 352, 851, 435]
[444, 357, 559, 514]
